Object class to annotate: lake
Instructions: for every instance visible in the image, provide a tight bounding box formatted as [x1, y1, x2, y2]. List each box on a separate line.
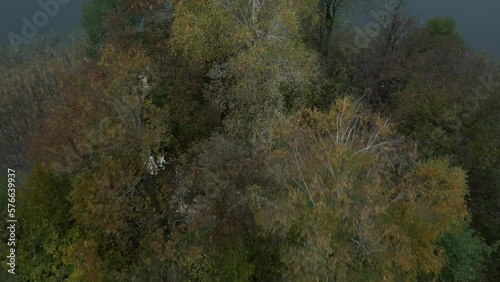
[0, 0, 498, 57]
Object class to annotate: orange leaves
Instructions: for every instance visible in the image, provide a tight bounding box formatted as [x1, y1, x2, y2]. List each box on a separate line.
[403, 159, 469, 227]
[386, 159, 470, 276]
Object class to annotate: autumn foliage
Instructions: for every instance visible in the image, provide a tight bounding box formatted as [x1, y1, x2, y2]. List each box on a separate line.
[1, 0, 498, 281]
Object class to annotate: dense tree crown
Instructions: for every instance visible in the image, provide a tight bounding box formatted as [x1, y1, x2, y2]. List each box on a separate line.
[1, 0, 498, 281]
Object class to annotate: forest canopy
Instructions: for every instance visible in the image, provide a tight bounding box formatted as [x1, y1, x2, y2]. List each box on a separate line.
[0, 0, 499, 281]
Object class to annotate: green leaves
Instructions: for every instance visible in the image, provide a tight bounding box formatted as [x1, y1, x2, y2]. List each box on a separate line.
[170, 0, 245, 63]
[426, 17, 457, 36]
[82, 0, 125, 57]
[16, 166, 77, 281]
[437, 227, 494, 282]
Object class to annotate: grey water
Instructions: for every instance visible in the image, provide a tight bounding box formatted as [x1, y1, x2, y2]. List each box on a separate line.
[0, 0, 83, 46]
[405, 0, 500, 58]
[0, 0, 498, 58]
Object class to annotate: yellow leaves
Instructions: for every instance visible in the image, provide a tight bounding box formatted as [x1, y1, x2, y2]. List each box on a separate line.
[98, 44, 152, 84]
[331, 143, 347, 165]
[407, 159, 468, 223]
[170, 0, 318, 65]
[385, 159, 470, 275]
[459, 209, 469, 220]
[250, 95, 475, 280]
[172, 1, 321, 139]
[171, 0, 238, 63]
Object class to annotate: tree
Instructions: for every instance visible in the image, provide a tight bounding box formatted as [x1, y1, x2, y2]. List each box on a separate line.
[316, 0, 357, 52]
[15, 167, 78, 281]
[171, 0, 323, 140]
[164, 135, 283, 281]
[427, 17, 457, 36]
[81, 0, 168, 58]
[28, 44, 172, 280]
[437, 226, 495, 282]
[389, 45, 500, 280]
[5, 1, 498, 280]
[350, 13, 465, 108]
[0, 33, 85, 173]
[250, 97, 473, 281]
